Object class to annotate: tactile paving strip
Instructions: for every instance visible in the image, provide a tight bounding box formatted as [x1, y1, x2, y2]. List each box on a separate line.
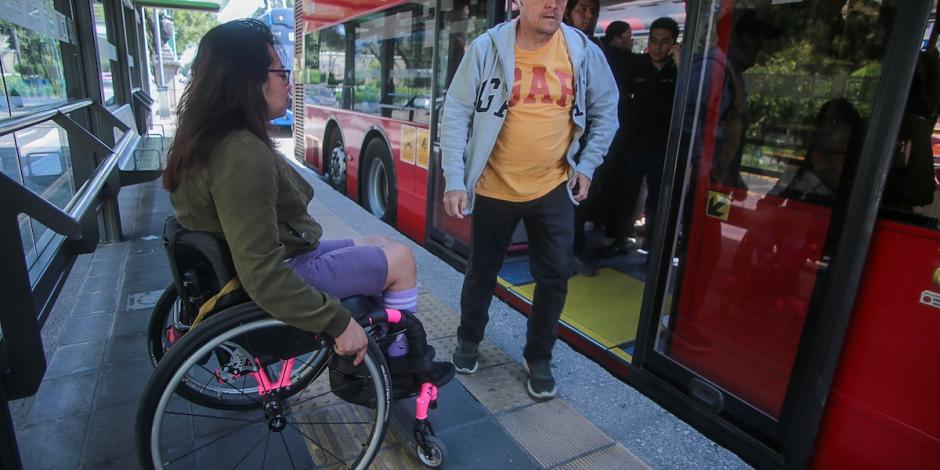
[553, 444, 651, 470]
[414, 307, 458, 340]
[456, 362, 535, 414]
[497, 399, 615, 468]
[429, 335, 513, 371]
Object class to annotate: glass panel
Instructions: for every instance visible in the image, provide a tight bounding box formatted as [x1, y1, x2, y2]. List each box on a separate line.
[428, 0, 488, 247]
[878, 20, 940, 228]
[387, 2, 434, 124]
[0, 17, 69, 115]
[654, 0, 895, 418]
[94, 0, 117, 106]
[353, 15, 385, 115]
[0, 134, 35, 264]
[305, 25, 346, 107]
[16, 122, 73, 262]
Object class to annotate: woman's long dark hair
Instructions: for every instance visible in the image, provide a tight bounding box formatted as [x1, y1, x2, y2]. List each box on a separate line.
[163, 19, 276, 191]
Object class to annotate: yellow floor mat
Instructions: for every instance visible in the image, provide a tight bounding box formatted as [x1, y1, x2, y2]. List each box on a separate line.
[507, 268, 644, 348]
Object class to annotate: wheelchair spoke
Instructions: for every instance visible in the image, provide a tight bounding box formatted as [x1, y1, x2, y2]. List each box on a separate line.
[261, 432, 271, 470]
[196, 363, 262, 406]
[286, 421, 349, 467]
[168, 417, 266, 464]
[282, 375, 368, 410]
[164, 410, 257, 423]
[279, 432, 298, 470]
[289, 419, 375, 426]
[230, 429, 269, 470]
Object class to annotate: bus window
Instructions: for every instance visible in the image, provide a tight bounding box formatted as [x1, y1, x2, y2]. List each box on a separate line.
[352, 1, 434, 123]
[304, 25, 347, 108]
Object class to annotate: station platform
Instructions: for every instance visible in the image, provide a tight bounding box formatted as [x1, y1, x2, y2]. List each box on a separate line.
[8, 135, 747, 469]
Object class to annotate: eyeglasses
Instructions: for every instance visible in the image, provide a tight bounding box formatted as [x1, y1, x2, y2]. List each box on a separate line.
[268, 69, 291, 83]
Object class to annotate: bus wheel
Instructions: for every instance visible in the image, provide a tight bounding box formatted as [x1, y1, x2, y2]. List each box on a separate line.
[362, 139, 397, 225]
[325, 130, 347, 194]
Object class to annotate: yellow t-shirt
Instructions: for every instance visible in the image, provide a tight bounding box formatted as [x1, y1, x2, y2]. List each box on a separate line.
[476, 30, 575, 202]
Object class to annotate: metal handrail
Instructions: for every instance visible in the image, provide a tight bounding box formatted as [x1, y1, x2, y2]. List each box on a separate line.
[66, 131, 140, 231]
[0, 99, 93, 138]
[0, 175, 79, 238]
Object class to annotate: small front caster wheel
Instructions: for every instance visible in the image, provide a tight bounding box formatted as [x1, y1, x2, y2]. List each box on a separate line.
[415, 435, 447, 468]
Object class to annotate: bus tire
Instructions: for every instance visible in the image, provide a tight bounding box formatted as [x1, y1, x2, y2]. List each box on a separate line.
[325, 127, 347, 194]
[361, 138, 397, 225]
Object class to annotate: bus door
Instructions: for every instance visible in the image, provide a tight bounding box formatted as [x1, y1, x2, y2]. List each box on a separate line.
[426, 0, 493, 261]
[633, 0, 927, 465]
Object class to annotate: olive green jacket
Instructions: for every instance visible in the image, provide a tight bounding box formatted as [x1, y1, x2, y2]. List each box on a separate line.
[170, 130, 351, 338]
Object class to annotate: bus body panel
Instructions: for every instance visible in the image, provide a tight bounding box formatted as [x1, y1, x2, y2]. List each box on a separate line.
[673, 184, 828, 418]
[304, 104, 428, 242]
[812, 219, 940, 467]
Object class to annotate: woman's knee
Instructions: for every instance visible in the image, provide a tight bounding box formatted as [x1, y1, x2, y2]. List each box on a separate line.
[355, 234, 393, 247]
[382, 242, 416, 279]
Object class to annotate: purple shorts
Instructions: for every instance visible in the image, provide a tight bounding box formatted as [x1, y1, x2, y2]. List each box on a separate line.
[286, 239, 388, 298]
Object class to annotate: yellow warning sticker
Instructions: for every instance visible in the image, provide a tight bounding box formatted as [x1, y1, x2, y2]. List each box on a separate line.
[400, 125, 416, 164]
[706, 191, 731, 221]
[416, 128, 430, 169]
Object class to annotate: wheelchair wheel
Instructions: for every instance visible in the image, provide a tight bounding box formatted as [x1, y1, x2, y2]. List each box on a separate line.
[136, 303, 391, 469]
[146, 285, 327, 409]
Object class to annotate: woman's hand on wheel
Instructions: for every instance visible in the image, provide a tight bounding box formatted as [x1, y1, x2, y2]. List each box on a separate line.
[334, 318, 368, 365]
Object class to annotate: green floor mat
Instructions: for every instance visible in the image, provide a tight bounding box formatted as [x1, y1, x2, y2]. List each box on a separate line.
[508, 268, 644, 348]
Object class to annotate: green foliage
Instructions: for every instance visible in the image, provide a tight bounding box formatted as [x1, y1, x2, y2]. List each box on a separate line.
[0, 23, 66, 98]
[171, 11, 219, 56]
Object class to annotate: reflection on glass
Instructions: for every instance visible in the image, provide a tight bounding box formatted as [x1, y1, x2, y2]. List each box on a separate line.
[879, 19, 940, 228]
[655, 0, 894, 418]
[0, 19, 68, 115]
[429, 0, 487, 246]
[353, 16, 384, 115]
[16, 123, 73, 263]
[388, 6, 433, 124]
[94, 1, 116, 106]
[352, 0, 434, 122]
[305, 25, 346, 107]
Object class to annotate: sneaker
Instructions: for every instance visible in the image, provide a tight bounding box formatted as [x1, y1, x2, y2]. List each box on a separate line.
[451, 339, 479, 374]
[524, 360, 557, 401]
[572, 256, 596, 277]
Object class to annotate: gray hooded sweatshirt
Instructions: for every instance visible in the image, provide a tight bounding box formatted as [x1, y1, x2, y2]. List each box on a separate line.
[440, 19, 619, 213]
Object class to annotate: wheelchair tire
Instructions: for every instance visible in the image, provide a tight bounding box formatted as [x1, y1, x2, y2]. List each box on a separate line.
[136, 302, 391, 470]
[146, 285, 327, 409]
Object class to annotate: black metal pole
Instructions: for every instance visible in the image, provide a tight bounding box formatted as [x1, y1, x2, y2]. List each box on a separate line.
[0, 386, 23, 470]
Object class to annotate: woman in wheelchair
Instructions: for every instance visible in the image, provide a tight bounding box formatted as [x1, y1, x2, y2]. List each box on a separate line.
[162, 18, 420, 365]
[138, 19, 452, 469]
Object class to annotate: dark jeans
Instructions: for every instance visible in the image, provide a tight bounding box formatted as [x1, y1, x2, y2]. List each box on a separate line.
[615, 152, 664, 241]
[458, 183, 574, 363]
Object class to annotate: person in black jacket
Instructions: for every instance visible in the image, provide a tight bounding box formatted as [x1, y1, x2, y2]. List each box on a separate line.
[602, 17, 681, 256]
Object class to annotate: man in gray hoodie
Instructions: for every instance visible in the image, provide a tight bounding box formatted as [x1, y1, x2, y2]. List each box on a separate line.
[440, 0, 618, 400]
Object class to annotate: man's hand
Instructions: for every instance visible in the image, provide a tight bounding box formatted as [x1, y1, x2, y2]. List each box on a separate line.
[669, 43, 682, 67]
[569, 173, 592, 202]
[443, 190, 469, 218]
[334, 318, 368, 365]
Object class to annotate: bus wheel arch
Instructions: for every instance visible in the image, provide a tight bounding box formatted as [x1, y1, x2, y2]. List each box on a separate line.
[359, 135, 397, 226]
[324, 123, 347, 194]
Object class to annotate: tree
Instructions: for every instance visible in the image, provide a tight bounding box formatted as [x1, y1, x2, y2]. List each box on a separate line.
[170, 10, 219, 56]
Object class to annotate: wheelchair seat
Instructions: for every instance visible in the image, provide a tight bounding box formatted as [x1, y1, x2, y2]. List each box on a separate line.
[162, 216, 249, 321]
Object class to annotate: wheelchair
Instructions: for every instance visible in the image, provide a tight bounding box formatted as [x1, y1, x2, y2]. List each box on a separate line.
[136, 217, 453, 469]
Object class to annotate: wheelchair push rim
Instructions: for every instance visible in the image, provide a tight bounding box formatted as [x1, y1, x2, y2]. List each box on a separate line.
[143, 317, 390, 470]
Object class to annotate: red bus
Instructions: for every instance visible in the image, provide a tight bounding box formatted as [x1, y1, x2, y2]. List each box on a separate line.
[292, 0, 940, 467]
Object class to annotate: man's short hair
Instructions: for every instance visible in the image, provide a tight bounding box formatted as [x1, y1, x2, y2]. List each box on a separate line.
[650, 17, 680, 40]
